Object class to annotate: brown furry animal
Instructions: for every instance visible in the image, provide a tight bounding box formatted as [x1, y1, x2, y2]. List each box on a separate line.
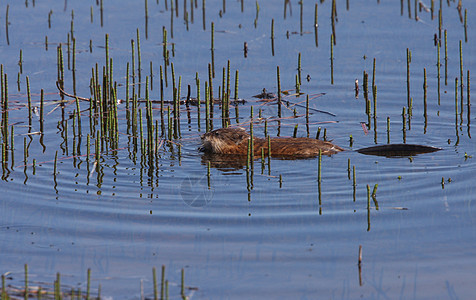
[199, 127, 344, 157]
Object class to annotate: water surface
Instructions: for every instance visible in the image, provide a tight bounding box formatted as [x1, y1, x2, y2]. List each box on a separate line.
[0, 0, 475, 299]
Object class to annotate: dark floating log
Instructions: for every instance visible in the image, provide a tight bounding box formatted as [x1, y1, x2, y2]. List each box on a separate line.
[357, 144, 441, 157]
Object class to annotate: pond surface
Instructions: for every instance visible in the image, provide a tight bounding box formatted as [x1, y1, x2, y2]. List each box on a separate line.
[0, 0, 475, 299]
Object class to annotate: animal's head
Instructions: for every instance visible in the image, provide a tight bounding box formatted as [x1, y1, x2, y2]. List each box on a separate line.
[199, 127, 249, 153]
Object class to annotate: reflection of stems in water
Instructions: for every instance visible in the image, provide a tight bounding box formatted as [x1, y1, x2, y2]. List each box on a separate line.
[367, 184, 371, 231]
[468, 70, 471, 138]
[54, 151, 58, 176]
[317, 149, 322, 183]
[299, 1, 303, 35]
[330, 35, 334, 84]
[358, 245, 363, 286]
[5, 5, 10, 45]
[318, 178, 322, 215]
[9, 128, 14, 168]
[347, 158, 351, 179]
[145, 0, 149, 39]
[271, 19, 275, 56]
[402, 107, 406, 143]
[250, 106, 254, 168]
[387, 117, 390, 144]
[373, 118, 377, 144]
[53, 171, 58, 194]
[261, 148, 265, 173]
[424, 68, 428, 133]
[267, 136, 271, 175]
[207, 161, 211, 189]
[254, 1, 259, 28]
[437, 40, 441, 105]
[202, 0, 206, 30]
[352, 165, 356, 202]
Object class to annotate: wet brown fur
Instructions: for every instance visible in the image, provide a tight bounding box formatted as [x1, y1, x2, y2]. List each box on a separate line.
[200, 127, 344, 157]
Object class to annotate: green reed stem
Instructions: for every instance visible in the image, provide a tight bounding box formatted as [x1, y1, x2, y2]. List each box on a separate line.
[372, 58, 376, 91]
[437, 37, 441, 105]
[233, 70, 239, 100]
[277, 66, 281, 117]
[297, 52, 302, 85]
[137, 28, 142, 97]
[152, 267, 157, 300]
[314, 3, 318, 47]
[464, 9, 467, 42]
[406, 48, 411, 107]
[459, 40, 464, 104]
[181, 268, 185, 298]
[158, 264, 164, 300]
[455, 77, 459, 117]
[54, 151, 58, 175]
[208, 63, 213, 100]
[26, 76, 32, 122]
[444, 30, 448, 85]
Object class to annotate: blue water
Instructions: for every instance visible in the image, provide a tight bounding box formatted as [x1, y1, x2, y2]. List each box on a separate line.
[0, 0, 475, 299]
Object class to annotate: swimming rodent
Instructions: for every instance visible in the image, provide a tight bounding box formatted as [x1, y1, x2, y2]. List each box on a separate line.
[199, 127, 442, 159]
[199, 127, 344, 157]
